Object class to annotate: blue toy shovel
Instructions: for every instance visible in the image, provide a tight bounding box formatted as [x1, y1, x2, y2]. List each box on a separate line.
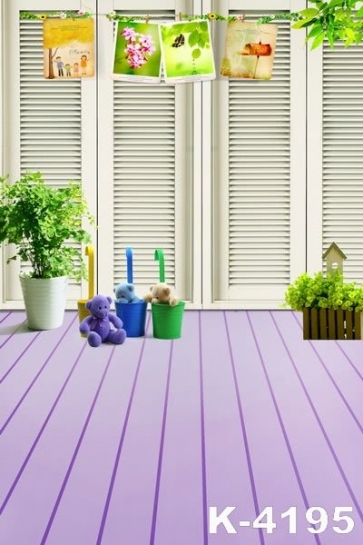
[114, 247, 147, 337]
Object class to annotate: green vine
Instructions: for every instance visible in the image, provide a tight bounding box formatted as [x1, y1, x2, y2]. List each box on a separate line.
[20, 10, 93, 21]
[106, 12, 244, 22]
[19, 2, 363, 49]
[257, 13, 303, 24]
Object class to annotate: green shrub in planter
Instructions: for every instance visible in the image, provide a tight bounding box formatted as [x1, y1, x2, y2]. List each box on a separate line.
[285, 269, 363, 340]
[285, 269, 363, 312]
[0, 171, 95, 329]
[0, 171, 94, 280]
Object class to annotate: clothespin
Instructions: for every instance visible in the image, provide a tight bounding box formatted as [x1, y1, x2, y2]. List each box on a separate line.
[178, 12, 182, 21]
[145, 14, 150, 24]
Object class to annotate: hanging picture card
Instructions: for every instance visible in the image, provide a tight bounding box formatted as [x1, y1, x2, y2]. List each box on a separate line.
[112, 21, 162, 83]
[43, 17, 95, 79]
[159, 20, 216, 84]
[220, 22, 277, 80]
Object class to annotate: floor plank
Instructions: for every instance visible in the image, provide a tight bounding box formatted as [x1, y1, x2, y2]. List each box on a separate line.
[153, 311, 205, 545]
[97, 328, 172, 544]
[201, 311, 261, 545]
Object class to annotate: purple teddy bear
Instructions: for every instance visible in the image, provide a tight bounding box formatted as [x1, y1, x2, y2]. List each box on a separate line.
[79, 294, 127, 348]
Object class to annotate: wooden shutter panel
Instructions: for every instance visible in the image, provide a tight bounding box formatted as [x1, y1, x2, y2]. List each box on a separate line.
[111, 8, 185, 292]
[113, 82, 176, 285]
[228, 12, 291, 289]
[4, 8, 96, 306]
[19, 19, 82, 182]
[211, 3, 306, 308]
[19, 18, 83, 301]
[322, 42, 363, 281]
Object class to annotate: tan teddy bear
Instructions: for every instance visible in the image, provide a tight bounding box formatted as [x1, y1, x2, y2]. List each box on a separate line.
[143, 282, 178, 306]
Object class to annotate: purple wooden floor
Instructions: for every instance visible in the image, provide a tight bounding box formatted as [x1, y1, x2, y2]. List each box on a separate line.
[0, 310, 363, 545]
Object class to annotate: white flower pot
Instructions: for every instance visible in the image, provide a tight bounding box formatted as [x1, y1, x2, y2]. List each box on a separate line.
[20, 274, 68, 330]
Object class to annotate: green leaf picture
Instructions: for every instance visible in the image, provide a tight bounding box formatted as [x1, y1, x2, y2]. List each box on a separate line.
[159, 20, 215, 83]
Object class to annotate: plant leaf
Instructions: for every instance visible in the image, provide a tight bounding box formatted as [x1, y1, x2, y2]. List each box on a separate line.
[306, 22, 323, 39]
[292, 18, 314, 29]
[328, 0, 344, 7]
[300, 8, 320, 17]
[188, 29, 200, 47]
[345, 35, 355, 46]
[327, 26, 336, 47]
[311, 32, 326, 49]
[192, 47, 201, 59]
[334, 8, 346, 20]
[345, 27, 355, 39]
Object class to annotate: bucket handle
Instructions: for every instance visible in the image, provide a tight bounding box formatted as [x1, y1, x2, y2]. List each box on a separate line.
[85, 245, 95, 300]
[126, 247, 133, 284]
[154, 248, 165, 283]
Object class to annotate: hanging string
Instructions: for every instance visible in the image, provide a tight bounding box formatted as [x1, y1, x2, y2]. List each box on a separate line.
[108, 0, 116, 22]
[20, 10, 93, 20]
[19, 10, 302, 23]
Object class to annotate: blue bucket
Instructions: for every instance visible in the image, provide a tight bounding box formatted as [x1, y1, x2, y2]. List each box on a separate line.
[115, 300, 147, 337]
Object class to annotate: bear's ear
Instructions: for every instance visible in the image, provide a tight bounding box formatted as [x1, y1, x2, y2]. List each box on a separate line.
[107, 296, 112, 304]
[86, 301, 92, 310]
[128, 285, 133, 292]
[164, 287, 170, 296]
[150, 285, 154, 292]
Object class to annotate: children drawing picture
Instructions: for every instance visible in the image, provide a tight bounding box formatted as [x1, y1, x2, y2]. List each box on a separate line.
[43, 17, 95, 79]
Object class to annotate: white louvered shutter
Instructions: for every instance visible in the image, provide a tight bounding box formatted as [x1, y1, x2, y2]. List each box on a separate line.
[4, 0, 97, 307]
[322, 42, 363, 282]
[97, 2, 194, 304]
[210, 2, 306, 308]
[113, 82, 176, 285]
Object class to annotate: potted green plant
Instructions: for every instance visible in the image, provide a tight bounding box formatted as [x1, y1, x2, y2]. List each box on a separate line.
[0, 171, 95, 330]
[285, 269, 363, 339]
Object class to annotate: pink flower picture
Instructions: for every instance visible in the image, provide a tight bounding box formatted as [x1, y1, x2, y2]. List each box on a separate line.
[113, 21, 161, 82]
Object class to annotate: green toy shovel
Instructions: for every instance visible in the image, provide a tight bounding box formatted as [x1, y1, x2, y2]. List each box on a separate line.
[151, 248, 185, 340]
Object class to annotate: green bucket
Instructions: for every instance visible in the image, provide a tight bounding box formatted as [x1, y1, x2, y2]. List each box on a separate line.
[151, 301, 185, 339]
